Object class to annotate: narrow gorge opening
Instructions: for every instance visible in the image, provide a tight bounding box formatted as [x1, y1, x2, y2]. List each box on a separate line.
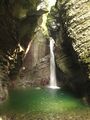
[0, 0, 90, 119]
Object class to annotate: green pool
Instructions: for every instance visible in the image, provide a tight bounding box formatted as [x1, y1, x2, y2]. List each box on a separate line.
[0, 88, 87, 114]
[0, 88, 90, 120]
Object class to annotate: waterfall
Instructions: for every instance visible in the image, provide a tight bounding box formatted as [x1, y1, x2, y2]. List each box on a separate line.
[49, 37, 60, 89]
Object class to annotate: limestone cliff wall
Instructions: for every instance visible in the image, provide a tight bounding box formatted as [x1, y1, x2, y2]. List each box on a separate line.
[0, 0, 42, 100]
[47, 0, 90, 98]
[63, 0, 90, 99]
[63, 0, 90, 78]
[18, 27, 50, 87]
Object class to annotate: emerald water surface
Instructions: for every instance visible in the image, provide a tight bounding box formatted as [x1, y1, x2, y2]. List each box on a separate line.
[0, 88, 86, 114]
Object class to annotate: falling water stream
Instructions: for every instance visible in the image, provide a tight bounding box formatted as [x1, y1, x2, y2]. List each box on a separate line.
[49, 37, 60, 89]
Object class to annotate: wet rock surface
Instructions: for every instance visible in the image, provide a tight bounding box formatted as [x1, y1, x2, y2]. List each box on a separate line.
[17, 55, 50, 88]
[1, 108, 90, 120]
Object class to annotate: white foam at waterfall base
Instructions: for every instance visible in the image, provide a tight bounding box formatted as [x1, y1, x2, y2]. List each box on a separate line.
[48, 37, 60, 89]
[48, 85, 60, 89]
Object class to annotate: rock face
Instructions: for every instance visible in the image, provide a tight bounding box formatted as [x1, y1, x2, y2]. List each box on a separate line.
[23, 29, 49, 69]
[0, 54, 8, 102]
[0, 0, 50, 91]
[18, 55, 50, 88]
[18, 28, 50, 88]
[16, 0, 50, 88]
[63, 0, 90, 78]
[0, 83, 8, 103]
[47, 0, 90, 98]
[0, 0, 43, 100]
